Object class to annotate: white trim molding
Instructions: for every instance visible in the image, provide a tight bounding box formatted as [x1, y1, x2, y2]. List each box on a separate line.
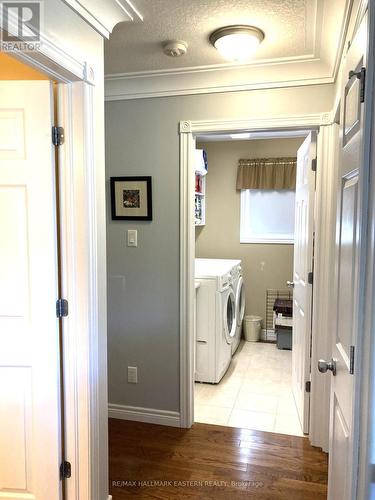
[179, 114, 327, 429]
[10, 35, 87, 83]
[58, 81, 103, 500]
[105, 64, 334, 101]
[179, 126, 196, 428]
[188, 114, 331, 134]
[2, 9, 90, 82]
[108, 404, 181, 428]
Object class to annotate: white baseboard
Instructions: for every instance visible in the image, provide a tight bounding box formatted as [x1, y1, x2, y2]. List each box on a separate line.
[261, 328, 277, 342]
[108, 403, 181, 427]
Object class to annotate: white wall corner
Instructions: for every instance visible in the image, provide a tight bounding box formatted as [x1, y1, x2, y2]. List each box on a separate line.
[108, 403, 181, 427]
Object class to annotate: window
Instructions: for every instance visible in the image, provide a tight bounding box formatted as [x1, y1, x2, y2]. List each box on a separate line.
[240, 189, 295, 244]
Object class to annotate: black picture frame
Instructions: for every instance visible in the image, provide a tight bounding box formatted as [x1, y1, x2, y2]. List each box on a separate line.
[110, 176, 153, 221]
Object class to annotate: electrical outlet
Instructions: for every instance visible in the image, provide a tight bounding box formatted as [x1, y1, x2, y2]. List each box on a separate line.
[127, 366, 138, 384]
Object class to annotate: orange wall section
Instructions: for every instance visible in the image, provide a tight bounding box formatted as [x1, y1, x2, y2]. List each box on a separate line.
[0, 52, 49, 80]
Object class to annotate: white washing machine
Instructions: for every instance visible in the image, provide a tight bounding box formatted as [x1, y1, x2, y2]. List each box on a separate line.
[195, 259, 237, 383]
[231, 261, 245, 354]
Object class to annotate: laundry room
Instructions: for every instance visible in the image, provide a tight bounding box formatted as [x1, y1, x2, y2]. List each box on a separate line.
[194, 132, 307, 436]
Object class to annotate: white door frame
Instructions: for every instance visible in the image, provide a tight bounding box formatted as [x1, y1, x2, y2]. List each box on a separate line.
[179, 113, 332, 429]
[10, 41, 101, 500]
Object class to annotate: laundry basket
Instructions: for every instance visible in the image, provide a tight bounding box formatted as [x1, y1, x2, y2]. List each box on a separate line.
[244, 315, 262, 342]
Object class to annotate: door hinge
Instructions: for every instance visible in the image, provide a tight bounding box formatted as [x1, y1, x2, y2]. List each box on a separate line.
[349, 345, 355, 375]
[311, 158, 317, 172]
[349, 67, 366, 103]
[305, 381, 311, 393]
[60, 460, 71, 480]
[56, 299, 69, 318]
[308, 271, 314, 285]
[52, 126, 65, 146]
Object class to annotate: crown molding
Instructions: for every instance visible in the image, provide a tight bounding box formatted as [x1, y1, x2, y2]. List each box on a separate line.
[63, 0, 143, 38]
[105, 53, 319, 80]
[105, 76, 335, 101]
[105, 58, 334, 101]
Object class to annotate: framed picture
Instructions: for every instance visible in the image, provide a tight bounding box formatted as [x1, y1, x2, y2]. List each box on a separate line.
[110, 176, 152, 221]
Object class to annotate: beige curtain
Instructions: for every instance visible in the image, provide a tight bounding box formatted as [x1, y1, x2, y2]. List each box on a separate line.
[236, 157, 297, 190]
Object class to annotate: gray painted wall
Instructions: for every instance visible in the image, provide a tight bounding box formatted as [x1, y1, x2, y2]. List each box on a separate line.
[105, 85, 334, 412]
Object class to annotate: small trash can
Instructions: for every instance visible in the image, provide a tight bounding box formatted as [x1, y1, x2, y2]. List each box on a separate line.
[244, 315, 262, 342]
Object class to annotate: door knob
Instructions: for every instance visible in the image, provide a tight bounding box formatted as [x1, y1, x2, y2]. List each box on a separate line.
[287, 281, 294, 288]
[318, 359, 337, 376]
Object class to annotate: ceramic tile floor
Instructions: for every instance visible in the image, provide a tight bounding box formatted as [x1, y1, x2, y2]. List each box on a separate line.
[194, 340, 304, 436]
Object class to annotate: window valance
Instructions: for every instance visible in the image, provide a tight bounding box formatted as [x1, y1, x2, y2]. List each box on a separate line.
[236, 157, 297, 190]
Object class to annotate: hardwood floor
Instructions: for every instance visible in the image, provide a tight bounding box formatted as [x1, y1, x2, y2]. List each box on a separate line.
[109, 418, 328, 499]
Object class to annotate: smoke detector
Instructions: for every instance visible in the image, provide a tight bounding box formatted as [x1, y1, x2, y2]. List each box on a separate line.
[163, 40, 188, 57]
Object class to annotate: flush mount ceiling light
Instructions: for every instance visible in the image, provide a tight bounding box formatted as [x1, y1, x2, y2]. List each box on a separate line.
[210, 25, 265, 62]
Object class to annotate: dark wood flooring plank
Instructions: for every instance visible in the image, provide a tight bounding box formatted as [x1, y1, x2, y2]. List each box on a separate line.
[109, 419, 328, 500]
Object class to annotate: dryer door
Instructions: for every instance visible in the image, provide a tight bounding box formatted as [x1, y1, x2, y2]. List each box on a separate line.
[236, 276, 245, 326]
[223, 289, 236, 344]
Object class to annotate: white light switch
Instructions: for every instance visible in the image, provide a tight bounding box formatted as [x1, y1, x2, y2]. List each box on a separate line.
[127, 229, 138, 247]
[128, 366, 138, 384]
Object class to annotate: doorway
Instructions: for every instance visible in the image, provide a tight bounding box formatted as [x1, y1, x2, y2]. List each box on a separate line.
[192, 131, 310, 436]
[178, 116, 324, 434]
[0, 48, 99, 500]
[0, 54, 65, 498]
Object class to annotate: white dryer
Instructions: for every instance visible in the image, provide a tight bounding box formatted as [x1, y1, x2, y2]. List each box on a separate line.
[195, 259, 237, 383]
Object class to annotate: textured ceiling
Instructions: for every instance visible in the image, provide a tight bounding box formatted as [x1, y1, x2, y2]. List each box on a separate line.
[105, 0, 319, 75]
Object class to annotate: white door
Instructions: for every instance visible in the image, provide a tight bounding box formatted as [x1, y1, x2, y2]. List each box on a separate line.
[0, 82, 62, 499]
[292, 132, 316, 434]
[326, 15, 367, 500]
